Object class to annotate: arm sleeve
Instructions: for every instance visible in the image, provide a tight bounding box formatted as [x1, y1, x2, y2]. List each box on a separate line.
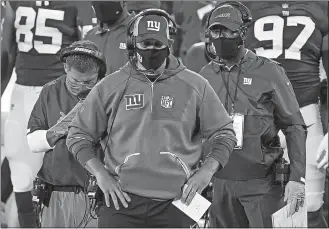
[1, 47, 9, 96]
[199, 81, 237, 168]
[272, 64, 307, 183]
[66, 85, 108, 166]
[1, 1, 16, 94]
[27, 88, 49, 134]
[321, 34, 328, 77]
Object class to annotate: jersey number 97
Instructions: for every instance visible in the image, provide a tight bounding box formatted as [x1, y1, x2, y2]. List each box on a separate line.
[253, 15, 315, 60]
[15, 6, 64, 54]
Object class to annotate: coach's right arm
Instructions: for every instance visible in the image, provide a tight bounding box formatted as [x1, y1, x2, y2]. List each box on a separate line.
[66, 84, 110, 176]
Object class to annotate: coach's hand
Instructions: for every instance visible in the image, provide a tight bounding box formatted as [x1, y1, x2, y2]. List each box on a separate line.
[181, 161, 217, 206]
[95, 170, 131, 210]
[284, 181, 305, 216]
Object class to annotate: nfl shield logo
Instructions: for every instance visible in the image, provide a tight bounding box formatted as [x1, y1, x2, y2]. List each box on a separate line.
[161, 96, 173, 108]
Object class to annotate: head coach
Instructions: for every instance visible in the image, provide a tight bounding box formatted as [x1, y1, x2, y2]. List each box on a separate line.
[67, 9, 237, 228]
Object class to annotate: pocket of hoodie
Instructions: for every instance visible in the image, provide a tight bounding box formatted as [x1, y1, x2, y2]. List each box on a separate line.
[159, 152, 191, 180]
[114, 153, 141, 175]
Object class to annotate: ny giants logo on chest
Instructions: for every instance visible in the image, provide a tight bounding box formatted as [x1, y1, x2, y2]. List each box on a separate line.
[125, 94, 144, 110]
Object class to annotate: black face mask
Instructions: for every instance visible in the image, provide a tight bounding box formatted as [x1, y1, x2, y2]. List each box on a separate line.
[210, 36, 243, 60]
[136, 48, 169, 71]
[92, 1, 123, 25]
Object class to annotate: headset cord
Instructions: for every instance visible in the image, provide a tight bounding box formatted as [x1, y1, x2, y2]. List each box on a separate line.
[78, 68, 133, 228]
[101, 67, 132, 156]
[76, 176, 90, 228]
[204, 209, 209, 228]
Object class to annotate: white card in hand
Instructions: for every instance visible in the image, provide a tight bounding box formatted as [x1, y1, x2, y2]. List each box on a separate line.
[172, 191, 211, 223]
[271, 201, 307, 228]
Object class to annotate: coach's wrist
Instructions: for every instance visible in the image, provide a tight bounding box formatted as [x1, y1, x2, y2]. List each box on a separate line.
[85, 158, 108, 179]
[199, 157, 221, 176]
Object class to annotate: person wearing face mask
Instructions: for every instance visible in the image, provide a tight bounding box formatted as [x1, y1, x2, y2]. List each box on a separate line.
[66, 9, 237, 228]
[199, 2, 307, 228]
[84, 1, 133, 75]
[26, 40, 106, 227]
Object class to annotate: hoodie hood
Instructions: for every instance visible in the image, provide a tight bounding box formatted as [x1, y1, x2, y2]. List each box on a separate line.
[121, 54, 186, 82]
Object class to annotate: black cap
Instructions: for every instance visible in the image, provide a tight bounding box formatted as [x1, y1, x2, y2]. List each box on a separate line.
[208, 4, 244, 31]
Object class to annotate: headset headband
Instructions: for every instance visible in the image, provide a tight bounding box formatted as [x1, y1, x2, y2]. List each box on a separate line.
[59, 46, 107, 80]
[60, 46, 106, 64]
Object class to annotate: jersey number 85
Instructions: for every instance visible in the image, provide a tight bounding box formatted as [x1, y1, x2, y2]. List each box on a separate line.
[253, 15, 315, 60]
[15, 6, 64, 54]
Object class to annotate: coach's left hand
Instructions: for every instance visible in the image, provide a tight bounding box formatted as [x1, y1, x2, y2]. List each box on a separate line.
[181, 168, 212, 206]
[284, 181, 305, 216]
[181, 158, 220, 206]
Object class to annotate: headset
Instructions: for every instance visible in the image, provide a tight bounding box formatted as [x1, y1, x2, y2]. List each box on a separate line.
[126, 8, 177, 56]
[204, 1, 253, 60]
[125, 8, 177, 74]
[59, 46, 107, 80]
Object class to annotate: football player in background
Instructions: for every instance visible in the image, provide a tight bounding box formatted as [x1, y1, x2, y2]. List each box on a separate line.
[1, 1, 93, 227]
[85, 1, 134, 75]
[243, 1, 328, 227]
[170, 1, 213, 60]
[75, 1, 96, 38]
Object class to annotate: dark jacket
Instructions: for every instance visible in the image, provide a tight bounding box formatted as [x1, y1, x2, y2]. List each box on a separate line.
[185, 42, 210, 74]
[27, 76, 89, 187]
[67, 55, 236, 200]
[84, 14, 134, 75]
[199, 50, 307, 182]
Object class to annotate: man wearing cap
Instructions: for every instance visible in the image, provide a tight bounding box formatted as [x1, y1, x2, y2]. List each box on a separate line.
[243, 2, 328, 227]
[67, 10, 237, 228]
[199, 2, 307, 227]
[85, 1, 133, 75]
[26, 40, 105, 227]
